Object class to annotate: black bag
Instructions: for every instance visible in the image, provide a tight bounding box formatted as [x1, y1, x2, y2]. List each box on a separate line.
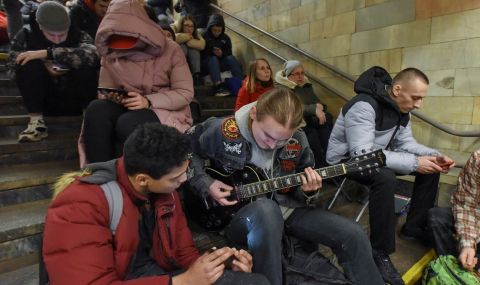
[282, 235, 351, 285]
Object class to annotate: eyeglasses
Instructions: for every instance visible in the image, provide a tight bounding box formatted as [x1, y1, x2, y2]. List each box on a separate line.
[288, 71, 304, 77]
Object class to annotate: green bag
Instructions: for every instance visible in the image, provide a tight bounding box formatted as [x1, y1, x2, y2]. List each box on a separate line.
[422, 255, 480, 285]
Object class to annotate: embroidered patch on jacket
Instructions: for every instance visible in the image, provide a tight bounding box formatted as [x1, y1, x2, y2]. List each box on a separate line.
[221, 117, 240, 140]
[223, 141, 243, 155]
[280, 159, 296, 172]
[279, 187, 293, 194]
[281, 138, 302, 159]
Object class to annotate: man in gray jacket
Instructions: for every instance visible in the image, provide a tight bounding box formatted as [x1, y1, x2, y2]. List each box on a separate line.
[327, 66, 455, 285]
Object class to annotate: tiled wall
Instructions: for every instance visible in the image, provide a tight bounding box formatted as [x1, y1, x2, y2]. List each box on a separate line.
[216, 0, 480, 162]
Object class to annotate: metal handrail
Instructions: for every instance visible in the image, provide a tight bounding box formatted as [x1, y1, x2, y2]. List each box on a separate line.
[210, 3, 480, 138]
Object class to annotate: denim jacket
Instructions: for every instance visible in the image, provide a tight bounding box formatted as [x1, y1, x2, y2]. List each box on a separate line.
[188, 103, 319, 208]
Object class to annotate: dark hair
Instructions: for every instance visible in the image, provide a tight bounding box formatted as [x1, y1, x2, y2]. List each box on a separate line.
[160, 24, 176, 41]
[392, 67, 429, 86]
[123, 123, 191, 179]
[178, 14, 199, 39]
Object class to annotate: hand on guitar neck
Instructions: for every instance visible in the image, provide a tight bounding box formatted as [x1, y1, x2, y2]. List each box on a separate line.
[209, 180, 238, 206]
[299, 167, 322, 193]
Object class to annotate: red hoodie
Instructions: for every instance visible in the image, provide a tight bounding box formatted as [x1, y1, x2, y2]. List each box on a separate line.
[234, 77, 273, 111]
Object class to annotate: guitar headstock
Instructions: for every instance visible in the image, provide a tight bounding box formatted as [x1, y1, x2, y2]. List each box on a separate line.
[344, 149, 386, 175]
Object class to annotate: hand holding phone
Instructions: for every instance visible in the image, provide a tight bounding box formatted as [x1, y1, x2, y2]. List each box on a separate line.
[207, 247, 235, 269]
[52, 63, 70, 72]
[97, 87, 128, 103]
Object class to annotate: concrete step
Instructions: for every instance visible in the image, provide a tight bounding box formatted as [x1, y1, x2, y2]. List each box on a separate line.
[0, 264, 38, 285]
[0, 184, 52, 208]
[0, 96, 26, 116]
[0, 160, 79, 192]
[0, 200, 48, 243]
[0, 200, 48, 272]
[0, 136, 78, 166]
[0, 115, 82, 140]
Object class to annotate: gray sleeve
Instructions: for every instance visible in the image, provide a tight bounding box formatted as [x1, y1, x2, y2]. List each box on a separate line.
[344, 102, 423, 174]
[393, 119, 441, 157]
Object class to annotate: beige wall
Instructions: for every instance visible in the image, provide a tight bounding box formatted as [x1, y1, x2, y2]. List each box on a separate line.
[217, 0, 480, 163]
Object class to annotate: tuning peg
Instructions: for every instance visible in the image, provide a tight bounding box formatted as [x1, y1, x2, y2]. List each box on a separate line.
[354, 151, 358, 155]
[375, 168, 380, 173]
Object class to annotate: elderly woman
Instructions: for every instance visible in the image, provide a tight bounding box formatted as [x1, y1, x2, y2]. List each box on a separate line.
[80, 0, 193, 165]
[275, 60, 333, 167]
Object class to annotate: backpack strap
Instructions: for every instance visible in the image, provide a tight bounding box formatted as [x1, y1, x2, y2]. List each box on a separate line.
[100, 181, 123, 235]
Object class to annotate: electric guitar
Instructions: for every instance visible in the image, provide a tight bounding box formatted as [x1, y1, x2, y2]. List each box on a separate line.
[184, 150, 386, 231]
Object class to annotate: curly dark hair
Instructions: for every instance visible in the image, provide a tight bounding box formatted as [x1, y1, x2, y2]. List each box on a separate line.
[123, 123, 191, 179]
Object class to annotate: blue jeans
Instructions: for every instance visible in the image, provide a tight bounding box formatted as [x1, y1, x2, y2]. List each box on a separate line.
[225, 199, 384, 285]
[206, 55, 243, 84]
[180, 44, 201, 74]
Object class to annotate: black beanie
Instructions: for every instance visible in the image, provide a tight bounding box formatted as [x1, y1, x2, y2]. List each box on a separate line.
[36, 1, 71, 32]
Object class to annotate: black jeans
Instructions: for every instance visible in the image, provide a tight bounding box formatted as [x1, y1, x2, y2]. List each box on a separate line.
[225, 199, 384, 285]
[15, 59, 97, 115]
[428, 207, 480, 257]
[303, 112, 333, 168]
[349, 168, 439, 254]
[83, 99, 159, 163]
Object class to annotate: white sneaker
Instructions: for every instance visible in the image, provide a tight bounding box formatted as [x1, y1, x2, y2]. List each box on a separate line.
[18, 119, 48, 142]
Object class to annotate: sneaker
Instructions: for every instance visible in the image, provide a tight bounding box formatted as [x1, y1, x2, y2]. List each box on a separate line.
[18, 119, 48, 143]
[372, 250, 405, 285]
[214, 83, 231, 97]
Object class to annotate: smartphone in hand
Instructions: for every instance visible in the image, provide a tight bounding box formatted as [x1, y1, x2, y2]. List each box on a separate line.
[52, 63, 70, 72]
[207, 247, 235, 269]
[97, 87, 128, 103]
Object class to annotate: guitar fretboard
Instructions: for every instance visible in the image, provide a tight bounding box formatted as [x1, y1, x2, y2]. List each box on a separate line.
[237, 164, 346, 199]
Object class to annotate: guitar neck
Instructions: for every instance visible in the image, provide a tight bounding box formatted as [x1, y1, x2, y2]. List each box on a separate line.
[237, 164, 346, 199]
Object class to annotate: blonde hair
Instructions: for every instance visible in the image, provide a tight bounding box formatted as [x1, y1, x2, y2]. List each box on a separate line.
[52, 168, 92, 199]
[255, 87, 303, 129]
[246, 58, 273, 93]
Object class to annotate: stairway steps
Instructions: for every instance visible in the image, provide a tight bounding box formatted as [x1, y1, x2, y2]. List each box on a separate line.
[0, 134, 77, 154]
[0, 264, 38, 285]
[0, 96, 26, 116]
[0, 115, 82, 139]
[0, 184, 52, 208]
[0, 200, 48, 243]
[0, 160, 79, 192]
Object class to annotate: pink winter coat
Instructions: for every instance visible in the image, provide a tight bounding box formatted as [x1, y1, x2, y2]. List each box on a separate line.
[78, 0, 194, 167]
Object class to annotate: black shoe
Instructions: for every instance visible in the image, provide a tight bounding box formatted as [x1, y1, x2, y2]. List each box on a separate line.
[214, 83, 231, 97]
[193, 73, 203, 86]
[398, 224, 432, 246]
[372, 250, 404, 285]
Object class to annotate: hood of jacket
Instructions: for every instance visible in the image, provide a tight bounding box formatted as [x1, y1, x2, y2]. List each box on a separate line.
[353, 66, 400, 112]
[95, 0, 167, 59]
[274, 69, 311, 89]
[206, 14, 225, 35]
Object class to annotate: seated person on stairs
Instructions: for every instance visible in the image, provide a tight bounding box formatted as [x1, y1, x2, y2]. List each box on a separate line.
[275, 60, 333, 168]
[234, 58, 274, 112]
[428, 150, 480, 271]
[201, 13, 243, 97]
[187, 87, 384, 285]
[43, 123, 270, 285]
[326, 66, 455, 285]
[171, 14, 205, 86]
[9, 1, 99, 143]
[80, 0, 193, 166]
